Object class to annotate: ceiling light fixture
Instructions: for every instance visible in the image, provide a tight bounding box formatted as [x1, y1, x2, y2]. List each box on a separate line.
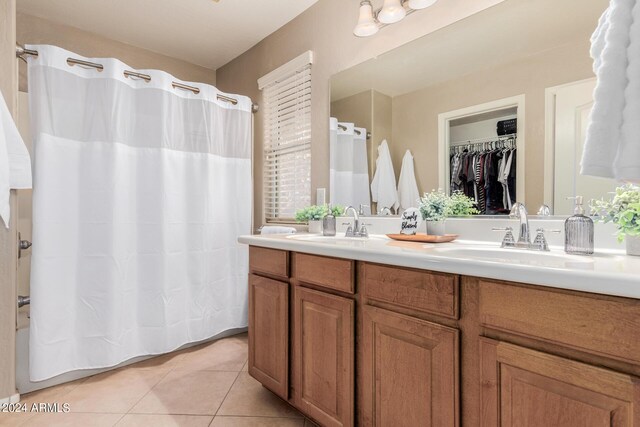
[353, 0, 438, 37]
[353, 1, 379, 37]
[378, 0, 406, 24]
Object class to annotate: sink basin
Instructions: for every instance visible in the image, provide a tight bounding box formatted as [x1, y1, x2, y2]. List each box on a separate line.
[428, 246, 594, 267]
[286, 234, 389, 243]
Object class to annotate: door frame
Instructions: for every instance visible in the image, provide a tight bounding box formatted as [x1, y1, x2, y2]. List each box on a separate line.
[438, 95, 526, 203]
[543, 77, 597, 212]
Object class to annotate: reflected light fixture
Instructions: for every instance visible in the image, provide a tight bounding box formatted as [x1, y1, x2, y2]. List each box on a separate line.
[353, 1, 379, 37]
[353, 0, 438, 37]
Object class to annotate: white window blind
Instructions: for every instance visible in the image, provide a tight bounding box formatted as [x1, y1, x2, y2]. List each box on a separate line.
[261, 52, 313, 222]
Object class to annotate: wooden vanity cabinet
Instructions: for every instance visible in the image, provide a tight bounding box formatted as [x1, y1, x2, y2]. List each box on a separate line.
[359, 263, 460, 427]
[291, 253, 356, 427]
[247, 246, 640, 427]
[480, 338, 640, 427]
[248, 248, 290, 400]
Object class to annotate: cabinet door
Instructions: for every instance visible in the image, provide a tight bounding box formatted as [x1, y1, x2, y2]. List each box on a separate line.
[293, 286, 355, 427]
[248, 274, 289, 400]
[361, 305, 459, 427]
[480, 338, 640, 427]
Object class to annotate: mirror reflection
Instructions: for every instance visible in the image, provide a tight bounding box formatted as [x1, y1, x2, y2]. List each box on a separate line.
[329, 0, 615, 216]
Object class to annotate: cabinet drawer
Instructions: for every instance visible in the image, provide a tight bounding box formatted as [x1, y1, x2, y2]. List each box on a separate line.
[361, 263, 459, 319]
[293, 253, 354, 294]
[479, 280, 640, 365]
[249, 246, 289, 279]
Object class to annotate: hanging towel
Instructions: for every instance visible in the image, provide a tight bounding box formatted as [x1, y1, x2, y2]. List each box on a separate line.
[370, 140, 399, 212]
[397, 150, 420, 211]
[0, 91, 32, 228]
[582, 0, 640, 181]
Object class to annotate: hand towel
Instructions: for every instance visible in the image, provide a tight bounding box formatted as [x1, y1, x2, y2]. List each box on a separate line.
[370, 140, 399, 213]
[397, 150, 420, 211]
[581, 0, 640, 181]
[260, 226, 296, 235]
[0, 91, 32, 228]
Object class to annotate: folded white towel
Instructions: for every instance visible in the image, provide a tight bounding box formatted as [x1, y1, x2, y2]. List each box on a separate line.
[582, 0, 640, 181]
[0, 91, 32, 228]
[397, 150, 420, 211]
[370, 140, 399, 212]
[260, 226, 296, 235]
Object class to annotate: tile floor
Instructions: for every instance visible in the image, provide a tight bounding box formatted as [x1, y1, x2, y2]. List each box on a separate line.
[0, 333, 316, 427]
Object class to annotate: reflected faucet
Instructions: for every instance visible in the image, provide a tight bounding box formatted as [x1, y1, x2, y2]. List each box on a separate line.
[509, 202, 531, 248]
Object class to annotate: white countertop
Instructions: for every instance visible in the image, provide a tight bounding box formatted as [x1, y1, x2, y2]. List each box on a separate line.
[238, 233, 640, 300]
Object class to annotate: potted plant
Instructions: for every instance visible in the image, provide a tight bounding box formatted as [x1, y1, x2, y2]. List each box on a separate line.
[448, 190, 480, 217]
[419, 190, 478, 235]
[294, 205, 344, 234]
[590, 184, 640, 256]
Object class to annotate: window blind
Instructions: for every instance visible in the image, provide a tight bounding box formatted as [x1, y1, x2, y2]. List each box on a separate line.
[261, 54, 312, 222]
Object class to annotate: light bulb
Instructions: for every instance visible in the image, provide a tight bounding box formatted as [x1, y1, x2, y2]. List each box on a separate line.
[353, 1, 379, 37]
[408, 0, 437, 9]
[378, 0, 406, 24]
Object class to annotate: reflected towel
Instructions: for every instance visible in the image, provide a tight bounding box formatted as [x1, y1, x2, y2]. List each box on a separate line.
[0, 91, 32, 228]
[582, 0, 640, 182]
[397, 150, 420, 211]
[370, 140, 399, 212]
[260, 226, 296, 235]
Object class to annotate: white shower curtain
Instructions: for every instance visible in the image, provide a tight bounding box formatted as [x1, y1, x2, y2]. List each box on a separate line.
[329, 118, 371, 214]
[27, 45, 252, 381]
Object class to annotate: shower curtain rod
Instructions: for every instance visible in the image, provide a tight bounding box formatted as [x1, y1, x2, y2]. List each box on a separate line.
[337, 123, 371, 140]
[16, 45, 259, 113]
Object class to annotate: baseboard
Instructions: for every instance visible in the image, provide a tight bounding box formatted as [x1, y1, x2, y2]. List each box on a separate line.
[0, 393, 20, 404]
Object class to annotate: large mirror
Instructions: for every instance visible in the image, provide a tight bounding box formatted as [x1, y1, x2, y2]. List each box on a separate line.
[329, 0, 615, 216]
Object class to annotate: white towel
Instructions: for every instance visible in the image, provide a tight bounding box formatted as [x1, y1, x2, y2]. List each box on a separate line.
[397, 150, 420, 211]
[260, 226, 296, 235]
[582, 0, 640, 181]
[0, 91, 32, 228]
[370, 140, 399, 212]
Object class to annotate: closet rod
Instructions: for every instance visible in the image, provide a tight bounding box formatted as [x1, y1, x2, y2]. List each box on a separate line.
[450, 133, 516, 147]
[15, 44, 259, 113]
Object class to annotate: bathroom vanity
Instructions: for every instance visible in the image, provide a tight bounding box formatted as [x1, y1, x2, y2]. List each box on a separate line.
[239, 232, 640, 427]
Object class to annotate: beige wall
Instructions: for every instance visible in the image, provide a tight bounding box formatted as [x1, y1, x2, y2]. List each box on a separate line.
[391, 37, 594, 208]
[17, 13, 217, 92]
[215, 0, 506, 223]
[0, 0, 18, 401]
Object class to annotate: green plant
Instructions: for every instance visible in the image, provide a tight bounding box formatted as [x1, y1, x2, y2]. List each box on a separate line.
[448, 191, 480, 216]
[295, 205, 326, 222]
[419, 189, 479, 221]
[418, 189, 450, 221]
[294, 204, 344, 222]
[590, 184, 640, 242]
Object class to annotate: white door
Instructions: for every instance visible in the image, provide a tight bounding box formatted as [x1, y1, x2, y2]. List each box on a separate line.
[551, 78, 618, 215]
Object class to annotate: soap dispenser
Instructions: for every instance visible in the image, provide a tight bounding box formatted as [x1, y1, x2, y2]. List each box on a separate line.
[323, 205, 336, 236]
[564, 196, 594, 255]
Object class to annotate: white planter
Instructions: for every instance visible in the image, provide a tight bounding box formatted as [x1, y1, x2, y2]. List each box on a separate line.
[308, 220, 323, 234]
[626, 235, 640, 256]
[426, 220, 446, 236]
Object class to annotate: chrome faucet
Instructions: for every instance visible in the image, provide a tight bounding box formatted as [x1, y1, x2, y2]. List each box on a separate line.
[378, 206, 392, 216]
[343, 206, 368, 237]
[510, 202, 531, 248]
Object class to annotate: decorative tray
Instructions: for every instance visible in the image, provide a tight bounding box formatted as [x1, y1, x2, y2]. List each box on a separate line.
[386, 233, 459, 243]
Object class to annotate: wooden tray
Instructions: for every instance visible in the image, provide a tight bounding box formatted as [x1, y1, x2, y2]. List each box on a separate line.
[386, 233, 459, 243]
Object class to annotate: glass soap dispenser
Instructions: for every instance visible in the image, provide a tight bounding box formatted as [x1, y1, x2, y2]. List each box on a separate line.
[323, 205, 336, 236]
[564, 196, 594, 255]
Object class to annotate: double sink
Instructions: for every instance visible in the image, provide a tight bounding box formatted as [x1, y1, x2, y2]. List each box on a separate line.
[285, 233, 594, 267]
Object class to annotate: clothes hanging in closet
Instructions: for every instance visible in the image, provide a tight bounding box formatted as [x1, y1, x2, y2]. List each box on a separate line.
[450, 140, 516, 215]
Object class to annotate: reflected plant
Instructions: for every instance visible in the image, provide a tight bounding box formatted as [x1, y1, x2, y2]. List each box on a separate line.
[294, 204, 345, 222]
[448, 191, 480, 216]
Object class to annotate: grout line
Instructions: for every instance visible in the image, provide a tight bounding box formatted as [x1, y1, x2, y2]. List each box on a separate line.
[212, 367, 244, 418]
[122, 366, 174, 415]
